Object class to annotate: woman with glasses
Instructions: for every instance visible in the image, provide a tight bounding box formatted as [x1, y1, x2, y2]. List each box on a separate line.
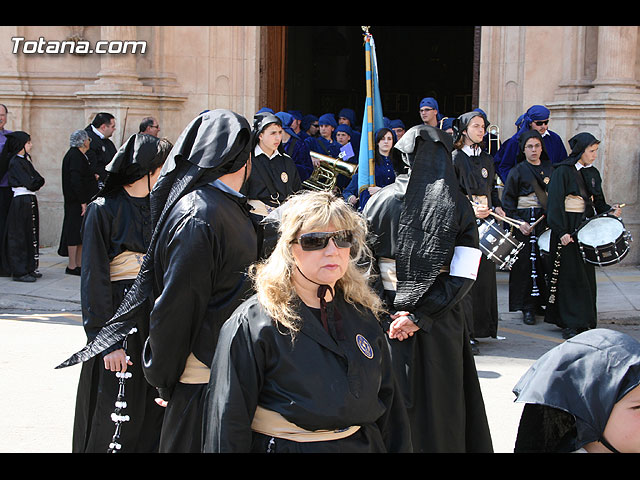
[203, 190, 412, 453]
[502, 130, 553, 325]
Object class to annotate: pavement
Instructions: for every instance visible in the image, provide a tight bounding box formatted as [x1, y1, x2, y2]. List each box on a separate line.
[2, 246, 640, 325]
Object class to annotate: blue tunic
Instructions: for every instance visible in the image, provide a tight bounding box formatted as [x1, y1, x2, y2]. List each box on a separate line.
[343, 154, 396, 211]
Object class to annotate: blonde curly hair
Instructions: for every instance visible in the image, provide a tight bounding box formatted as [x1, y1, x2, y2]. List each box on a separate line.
[249, 190, 385, 337]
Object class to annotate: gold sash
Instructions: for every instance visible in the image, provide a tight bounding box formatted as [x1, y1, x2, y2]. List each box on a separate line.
[564, 195, 585, 213]
[517, 192, 542, 209]
[179, 352, 211, 384]
[109, 250, 144, 282]
[251, 405, 360, 442]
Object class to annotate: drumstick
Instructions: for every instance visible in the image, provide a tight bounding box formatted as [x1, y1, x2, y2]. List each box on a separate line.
[530, 215, 545, 228]
[471, 201, 524, 227]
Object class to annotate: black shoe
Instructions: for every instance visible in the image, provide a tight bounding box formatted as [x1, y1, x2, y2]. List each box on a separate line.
[470, 338, 480, 355]
[30, 270, 42, 278]
[13, 273, 36, 283]
[523, 310, 536, 325]
[65, 267, 81, 276]
[562, 328, 578, 339]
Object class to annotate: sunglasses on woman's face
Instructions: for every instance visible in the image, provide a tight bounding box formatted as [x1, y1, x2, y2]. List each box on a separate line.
[292, 230, 354, 251]
[533, 120, 549, 126]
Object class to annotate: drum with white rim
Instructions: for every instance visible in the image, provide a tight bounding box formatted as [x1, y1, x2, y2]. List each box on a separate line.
[477, 218, 524, 270]
[537, 228, 551, 256]
[576, 215, 632, 266]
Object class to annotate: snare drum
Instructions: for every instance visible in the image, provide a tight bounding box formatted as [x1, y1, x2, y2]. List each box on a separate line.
[576, 215, 633, 266]
[478, 218, 525, 270]
[537, 229, 551, 256]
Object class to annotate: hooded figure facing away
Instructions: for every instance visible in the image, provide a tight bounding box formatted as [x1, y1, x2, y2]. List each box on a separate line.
[363, 124, 493, 453]
[58, 109, 258, 453]
[513, 328, 640, 453]
[71, 133, 172, 453]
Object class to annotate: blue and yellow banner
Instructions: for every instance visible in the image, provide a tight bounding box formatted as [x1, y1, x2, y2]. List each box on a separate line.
[357, 28, 385, 194]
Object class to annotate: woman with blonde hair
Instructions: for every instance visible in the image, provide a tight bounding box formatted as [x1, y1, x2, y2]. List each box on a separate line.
[203, 189, 411, 453]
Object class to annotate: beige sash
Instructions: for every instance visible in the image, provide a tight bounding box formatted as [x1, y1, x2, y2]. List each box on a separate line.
[109, 250, 144, 282]
[517, 192, 542, 209]
[251, 405, 360, 442]
[179, 352, 211, 384]
[564, 195, 585, 213]
[247, 199, 277, 217]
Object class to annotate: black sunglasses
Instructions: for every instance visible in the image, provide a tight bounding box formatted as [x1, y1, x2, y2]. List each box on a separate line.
[533, 120, 549, 126]
[292, 230, 354, 251]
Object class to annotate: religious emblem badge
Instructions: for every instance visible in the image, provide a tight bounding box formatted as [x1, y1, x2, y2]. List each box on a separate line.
[481, 167, 488, 178]
[355, 334, 374, 359]
[281, 171, 289, 183]
[544, 177, 550, 184]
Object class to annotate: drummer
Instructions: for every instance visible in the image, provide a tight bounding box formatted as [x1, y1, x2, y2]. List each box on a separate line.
[544, 132, 622, 339]
[451, 111, 505, 350]
[502, 130, 553, 325]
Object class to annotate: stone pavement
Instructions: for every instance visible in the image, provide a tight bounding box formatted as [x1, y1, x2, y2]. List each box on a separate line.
[1, 246, 640, 325]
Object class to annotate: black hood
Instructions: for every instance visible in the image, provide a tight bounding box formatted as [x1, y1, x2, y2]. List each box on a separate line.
[513, 328, 640, 452]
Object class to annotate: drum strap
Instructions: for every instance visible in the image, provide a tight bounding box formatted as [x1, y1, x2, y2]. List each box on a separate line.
[573, 168, 594, 214]
[522, 161, 548, 210]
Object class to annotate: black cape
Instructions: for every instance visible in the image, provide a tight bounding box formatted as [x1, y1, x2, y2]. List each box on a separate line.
[72, 188, 163, 453]
[363, 124, 493, 453]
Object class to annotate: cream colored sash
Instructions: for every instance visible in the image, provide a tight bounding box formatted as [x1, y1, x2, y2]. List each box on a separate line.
[378, 257, 397, 291]
[517, 192, 542, 209]
[247, 199, 277, 217]
[472, 194, 488, 206]
[109, 250, 144, 282]
[251, 405, 360, 442]
[178, 352, 211, 384]
[564, 195, 585, 213]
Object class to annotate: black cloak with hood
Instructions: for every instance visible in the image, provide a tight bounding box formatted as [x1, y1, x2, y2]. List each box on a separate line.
[513, 328, 640, 452]
[363, 124, 493, 453]
[57, 109, 254, 369]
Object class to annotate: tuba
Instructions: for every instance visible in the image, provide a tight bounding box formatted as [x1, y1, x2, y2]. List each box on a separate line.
[303, 151, 358, 192]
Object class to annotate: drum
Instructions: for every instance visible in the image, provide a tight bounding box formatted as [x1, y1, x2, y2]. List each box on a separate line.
[477, 218, 525, 270]
[537, 229, 551, 255]
[576, 215, 633, 266]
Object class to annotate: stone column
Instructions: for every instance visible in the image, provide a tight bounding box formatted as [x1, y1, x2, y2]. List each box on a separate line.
[589, 26, 639, 99]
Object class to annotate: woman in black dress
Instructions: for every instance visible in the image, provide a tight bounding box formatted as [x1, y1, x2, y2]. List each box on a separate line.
[58, 129, 99, 275]
[0, 131, 45, 282]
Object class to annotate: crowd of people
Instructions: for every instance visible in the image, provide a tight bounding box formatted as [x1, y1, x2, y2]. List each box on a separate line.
[0, 96, 635, 453]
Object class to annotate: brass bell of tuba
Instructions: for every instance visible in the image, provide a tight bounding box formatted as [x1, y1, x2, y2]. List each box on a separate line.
[302, 151, 358, 192]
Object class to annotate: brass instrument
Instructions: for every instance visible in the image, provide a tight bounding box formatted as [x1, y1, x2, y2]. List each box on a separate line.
[487, 124, 500, 155]
[303, 151, 358, 192]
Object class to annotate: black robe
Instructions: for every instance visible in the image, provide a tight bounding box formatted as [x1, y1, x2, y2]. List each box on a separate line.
[363, 176, 494, 453]
[58, 147, 99, 254]
[141, 184, 257, 452]
[452, 148, 501, 338]
[544, 163, 611, 332]
[0, 154, 44, 277]
[502, 159, 552, 313]
[202, 293, 412, 453]
[85, 125, 117, 183]
[72, 188, 164, 453]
